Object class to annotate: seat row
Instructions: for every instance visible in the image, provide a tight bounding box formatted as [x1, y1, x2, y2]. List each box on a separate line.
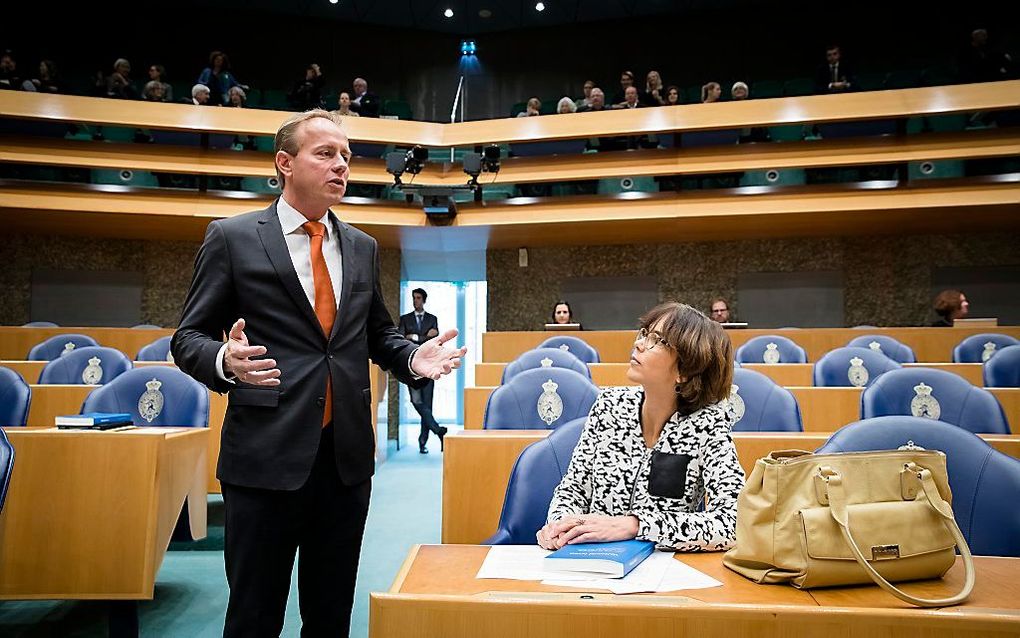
[22, 333, 172, 362]
[483, 359, 1013, 434]
[538, 333, 1020, 365]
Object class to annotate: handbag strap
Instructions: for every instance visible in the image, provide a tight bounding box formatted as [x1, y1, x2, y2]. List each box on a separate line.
[824, 464, 976, 608]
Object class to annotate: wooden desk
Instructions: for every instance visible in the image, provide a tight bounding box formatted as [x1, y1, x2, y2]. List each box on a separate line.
[0, 427, 207, 600]
[442, 430, 1020, 545]
[0, 326, 173, 361]
[371, 546, 1019, 638]
[482, 327, 1020, 365]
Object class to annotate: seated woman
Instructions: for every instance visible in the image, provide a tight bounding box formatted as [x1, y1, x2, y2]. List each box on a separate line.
[537, 302, 743, 552]
[550, 301, 580, 328]
[931, 289, 969, 327]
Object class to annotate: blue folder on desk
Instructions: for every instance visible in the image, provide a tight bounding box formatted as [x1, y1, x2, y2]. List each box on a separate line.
[545, 539, 655, 578]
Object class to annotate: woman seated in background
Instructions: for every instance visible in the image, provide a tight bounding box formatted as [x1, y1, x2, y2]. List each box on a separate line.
[701, 81, 722, 103]
[537, 302, 743, 552]
[931, 289, 969, 326]
[550, 301, 578, 327]
[337, 91, 360, 117]
[517, 97, 541, 117]
[556, 96, 577, 114]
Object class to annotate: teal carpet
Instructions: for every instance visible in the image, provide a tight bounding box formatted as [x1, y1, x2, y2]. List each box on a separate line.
[0, 426, 446, 637]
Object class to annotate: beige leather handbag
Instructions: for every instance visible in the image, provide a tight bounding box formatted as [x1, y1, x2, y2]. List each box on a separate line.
[723, 448, 975, 607]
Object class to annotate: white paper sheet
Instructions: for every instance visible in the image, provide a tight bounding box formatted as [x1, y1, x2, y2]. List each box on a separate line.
[476, 546, 723, 595]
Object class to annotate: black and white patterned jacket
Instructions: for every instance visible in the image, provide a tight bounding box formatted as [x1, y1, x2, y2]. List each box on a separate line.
[547, 386, 744, 551]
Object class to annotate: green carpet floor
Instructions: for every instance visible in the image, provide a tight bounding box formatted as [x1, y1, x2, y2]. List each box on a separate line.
[0, 427, 446, 637]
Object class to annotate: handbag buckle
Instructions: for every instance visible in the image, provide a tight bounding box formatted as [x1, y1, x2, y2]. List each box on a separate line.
[814, 466, 839, 505]
[871, 544, 901, 560]
[901, 463, 924, 499]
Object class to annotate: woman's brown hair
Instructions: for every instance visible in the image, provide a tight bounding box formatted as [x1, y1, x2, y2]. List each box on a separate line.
[933, 289, 964, 319]
[639, 302, 733, 414]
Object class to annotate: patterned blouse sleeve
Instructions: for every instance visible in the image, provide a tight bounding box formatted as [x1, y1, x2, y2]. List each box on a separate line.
[634, 407, 745, 551]
[546, 390, 608, 523]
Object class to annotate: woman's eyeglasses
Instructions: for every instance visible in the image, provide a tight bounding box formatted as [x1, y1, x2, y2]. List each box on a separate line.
[635, 328, 670, 351]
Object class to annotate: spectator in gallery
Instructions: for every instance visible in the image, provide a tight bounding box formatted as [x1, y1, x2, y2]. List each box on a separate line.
[709, 298, 731, 323]
[228, 85, 247, 107]
[664, 85, 681, 106]
[349, 76, 380, 117]
[557, 96, 577, 114]
[185, 84, 212, 106]
[0, 50, 22, 90]
[731, 81, 749, 100]
[931, 289, 969, 327]
[577, 88, 607, 112]
[517, 97, 541, 117]
[29, 59, 61, 93]
[336, 91, 359, 117]
[142, 80, 167, 102]
[612, 70, 643, 106]
[198, 50, 244, 105]
[106, 58, 138, 99]
[288, 63, 325, 111]
[960, 28, 1015, 83]
[701, 82, 722, 103]
[574, 79, 596, 110]
[646, 70, 666, 105]
[147, 64, 172, 101]
[815, 44, 856, 94]
[621, 86, 642, 109]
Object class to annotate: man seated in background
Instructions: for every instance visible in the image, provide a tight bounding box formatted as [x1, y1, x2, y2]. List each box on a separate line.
[710, 298, 731, 323]
[349, 76, 380, 117]
[815, 44, 856, 93]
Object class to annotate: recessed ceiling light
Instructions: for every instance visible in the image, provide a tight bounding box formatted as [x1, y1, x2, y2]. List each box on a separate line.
[535, 2, 545, 11]
[444, 8, 454, 18]
[479, 8, 492, 18]
[329, 0, 338, 4]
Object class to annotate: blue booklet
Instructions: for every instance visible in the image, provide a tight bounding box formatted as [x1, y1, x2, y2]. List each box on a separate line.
[56, 412, 133, 428]
[544, 539, 655, 578]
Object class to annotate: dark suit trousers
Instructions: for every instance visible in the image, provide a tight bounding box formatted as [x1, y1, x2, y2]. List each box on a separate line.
[221, 424, 371, 638]
[410, 380, 442, 447]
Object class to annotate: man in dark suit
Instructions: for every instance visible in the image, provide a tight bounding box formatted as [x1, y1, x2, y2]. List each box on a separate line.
[815, 44, 857, 94]
[348, 76, 380, 117]
[171, 109, 464, 638]
[398, 288, 447, 453]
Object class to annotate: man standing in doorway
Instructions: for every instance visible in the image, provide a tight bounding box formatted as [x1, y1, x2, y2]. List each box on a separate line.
[399, 288, 447, 453]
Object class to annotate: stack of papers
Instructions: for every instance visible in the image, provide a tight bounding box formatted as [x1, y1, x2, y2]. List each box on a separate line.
[476, 546, 722, 595]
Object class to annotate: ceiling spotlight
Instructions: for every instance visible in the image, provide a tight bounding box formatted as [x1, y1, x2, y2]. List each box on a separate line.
[444, 8, 454, 18]
[535, 2, 545, 11]
[329, 0, 338, 4]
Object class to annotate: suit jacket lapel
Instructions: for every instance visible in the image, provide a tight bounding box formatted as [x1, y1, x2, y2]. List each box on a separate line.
[256, 201, 322, 336]
[329, 215, 356, 342]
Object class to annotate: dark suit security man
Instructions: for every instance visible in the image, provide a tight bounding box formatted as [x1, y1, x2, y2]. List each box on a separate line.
[171, 109, 465, 637]
[398, 288, 447, 453]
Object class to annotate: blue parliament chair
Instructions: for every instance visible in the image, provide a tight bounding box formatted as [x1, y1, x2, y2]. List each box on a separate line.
[502, 347, 590, 384]
[953, 333, 1020, 363]
[483, 368, 599, 430]
[485, 417, 586, 544]
[38, 347, 133, 385]
[984, 345, 1020, 388]
[816, 416, 1020, 557]
[734, 335, 808, 364]
[82, 367, 210, 427]
[22, 321, 58, 327]
[0, 367, 32, 427]
[730, 367, 803, 432]
[136, 336, 174, 362]
[27, 333, 99, 360]
[537, 336, 601, 364]
[861, 367, 1009, 434]
[813, 346, 901, 388]
[0, 429, 13, 515]
[845, 334, 917, 363]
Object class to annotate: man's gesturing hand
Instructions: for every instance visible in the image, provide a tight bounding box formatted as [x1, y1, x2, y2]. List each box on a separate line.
[411, 328, 467, 381]
[224, 318, 281, 386]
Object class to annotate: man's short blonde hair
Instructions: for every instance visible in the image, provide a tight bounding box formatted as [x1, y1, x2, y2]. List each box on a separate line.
[273, 109, 344, 187]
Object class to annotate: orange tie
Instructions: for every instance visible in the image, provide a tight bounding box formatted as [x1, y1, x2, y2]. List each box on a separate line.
[303, 221, 337, 427]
